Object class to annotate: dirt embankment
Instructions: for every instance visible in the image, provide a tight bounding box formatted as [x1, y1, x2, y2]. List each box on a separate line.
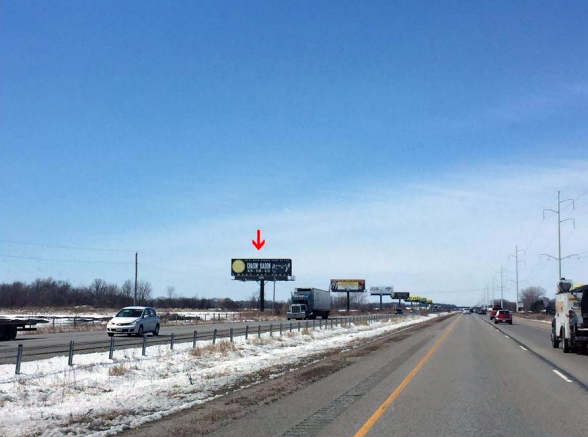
[513, 313, 551, 322]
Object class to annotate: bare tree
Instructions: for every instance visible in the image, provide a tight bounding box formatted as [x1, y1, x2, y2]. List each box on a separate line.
[136, 281, 153, 304]
[121, 280, 133, 301]
[166, 286, 176, 300]
[521, 286, 546, 311]
[89, 279, 107, 306]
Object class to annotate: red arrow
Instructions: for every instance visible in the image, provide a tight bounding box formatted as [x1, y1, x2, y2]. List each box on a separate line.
[252, 229, 265, 250]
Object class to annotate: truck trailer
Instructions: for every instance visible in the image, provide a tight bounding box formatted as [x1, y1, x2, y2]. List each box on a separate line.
[551, 279, 588, 353]
[0, 316, 46, 341]
[287, 288, 330, 320]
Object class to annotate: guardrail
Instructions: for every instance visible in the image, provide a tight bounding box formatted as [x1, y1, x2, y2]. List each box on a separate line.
[11, 314, 404, 375]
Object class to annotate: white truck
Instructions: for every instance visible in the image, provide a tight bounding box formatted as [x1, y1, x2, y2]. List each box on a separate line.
[287, 288, 330, 320]
[551, 279, 588, 353]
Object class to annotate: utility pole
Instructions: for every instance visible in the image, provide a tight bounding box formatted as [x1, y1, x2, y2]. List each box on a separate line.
[542, 191, 578, 279]
[500, 267, 504, 309]
[492, 276, 495, 307]
[509, 245, 525, 313]
[496, 266, 506, 309]
[134, 252, 138, 306]
[486, 283, 489, 309]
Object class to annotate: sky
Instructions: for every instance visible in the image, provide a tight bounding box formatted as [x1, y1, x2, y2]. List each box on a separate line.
[1, 1, 588, 306]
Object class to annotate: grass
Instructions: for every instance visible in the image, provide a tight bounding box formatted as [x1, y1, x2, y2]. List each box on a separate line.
[108, 364, 126, 376]
[189, 341, 237, 358]
[353, 319, 369, 326]
[301, 328, 312, 336]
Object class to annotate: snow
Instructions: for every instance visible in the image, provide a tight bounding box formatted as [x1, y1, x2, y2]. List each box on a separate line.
[0, 314, 443, 437]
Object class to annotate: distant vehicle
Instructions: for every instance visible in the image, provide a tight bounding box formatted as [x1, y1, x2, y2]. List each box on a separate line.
[551, 280, 588, 353]
[490, 306, 501, 320]
[106, 306, 160, 337]
[462, 309, 469, 314]
[494, 310, 512, 324]
[287, 288, 330, 320]
[479, 308, 487, 315]
[395, 308, 403, 315]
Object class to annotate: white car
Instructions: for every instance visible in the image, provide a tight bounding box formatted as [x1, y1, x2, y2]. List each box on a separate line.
[462, 309, 469, 314]
[107, 306, 160, 337]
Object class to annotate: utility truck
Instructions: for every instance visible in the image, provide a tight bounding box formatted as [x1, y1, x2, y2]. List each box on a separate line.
[287, 288, 330, 320]
[551, 279, 588, 353]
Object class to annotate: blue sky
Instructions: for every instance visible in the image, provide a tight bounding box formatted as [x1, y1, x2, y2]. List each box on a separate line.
[1, 1, 588, 306]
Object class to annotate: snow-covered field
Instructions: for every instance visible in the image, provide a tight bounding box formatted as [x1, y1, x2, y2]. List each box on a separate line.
[0, 314, 442, 437]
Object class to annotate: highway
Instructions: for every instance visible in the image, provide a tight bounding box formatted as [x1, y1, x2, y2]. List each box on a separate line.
[0, 316, 373, 364]
[119, 313, 588, 437]
[0, 319, 291, 364]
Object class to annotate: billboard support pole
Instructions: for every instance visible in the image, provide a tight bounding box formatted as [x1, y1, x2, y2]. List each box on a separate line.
[272, 280, 276, 316]
[380, 294, 383, 311]
[260, 280, 265, 312]
[346, 291, 350, 312]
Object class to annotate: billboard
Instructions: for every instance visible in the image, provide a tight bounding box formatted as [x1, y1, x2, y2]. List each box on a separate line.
[231, 259, 292, 280]
[391, 292, 410, 299]
[370, 286, 393, 296]
[330, 279, 366, 292]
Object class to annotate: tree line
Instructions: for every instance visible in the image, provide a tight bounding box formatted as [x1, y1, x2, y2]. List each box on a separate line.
[0, 277, 253, 310]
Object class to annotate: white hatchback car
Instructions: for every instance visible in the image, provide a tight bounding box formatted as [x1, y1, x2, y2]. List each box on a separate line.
[107, 306, 160, 337]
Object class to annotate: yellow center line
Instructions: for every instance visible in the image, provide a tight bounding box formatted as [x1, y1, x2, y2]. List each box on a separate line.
[353, 316, 460, 437]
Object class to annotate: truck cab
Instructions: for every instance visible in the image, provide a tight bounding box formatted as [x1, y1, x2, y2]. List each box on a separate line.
[287, 303, 308, 320]
[551, 279, 588, 353]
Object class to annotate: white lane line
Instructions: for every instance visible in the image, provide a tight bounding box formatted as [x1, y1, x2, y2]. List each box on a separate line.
[553, 369, 572, 383]
[505, 335, 510, 338]
[519, 345, 527, 351]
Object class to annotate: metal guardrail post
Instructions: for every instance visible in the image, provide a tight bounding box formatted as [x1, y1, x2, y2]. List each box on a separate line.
[15, 344, 23, 375]
[68, 341, 74, 366]
[269, 324, 273, 337]
[170, 333, 175, 350]
[319, 319, 322, 329]
[313, 320, 315, 330]
[305, 321, 308, 330]
[230, 327, 234, 342]
[52, 318, 55, 329]
[279, 323, 283, 336]
[212, 329, 217, 344]
[109, 336, 115, 360]
[258, 325, 261, 338]
[289, 322, 292, 332]
[142, 335, 147, 356]
[193, 331, 198, 348]
[331, 319, 333, 329]
[298, 321, 301, 332]
[245, 325, 249, 340]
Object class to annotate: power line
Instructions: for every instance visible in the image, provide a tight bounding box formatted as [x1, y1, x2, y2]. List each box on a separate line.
[0, 254, 133, 265]
[0, 239, 136, 253]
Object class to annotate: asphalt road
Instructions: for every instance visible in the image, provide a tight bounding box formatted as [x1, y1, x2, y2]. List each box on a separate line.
[178, 313, 588, 437]
[0, 318, 295, 364]
[0, 315, 381, 364]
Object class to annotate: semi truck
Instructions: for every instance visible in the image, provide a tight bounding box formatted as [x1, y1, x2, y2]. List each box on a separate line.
[287, 288, 330, 320]
[0, 316, 46, 341]
[551, 279, 588, 353]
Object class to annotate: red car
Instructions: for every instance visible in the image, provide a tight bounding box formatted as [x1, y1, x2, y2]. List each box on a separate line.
[490, 306, 502, 320]
[494, 310, 512, 324]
